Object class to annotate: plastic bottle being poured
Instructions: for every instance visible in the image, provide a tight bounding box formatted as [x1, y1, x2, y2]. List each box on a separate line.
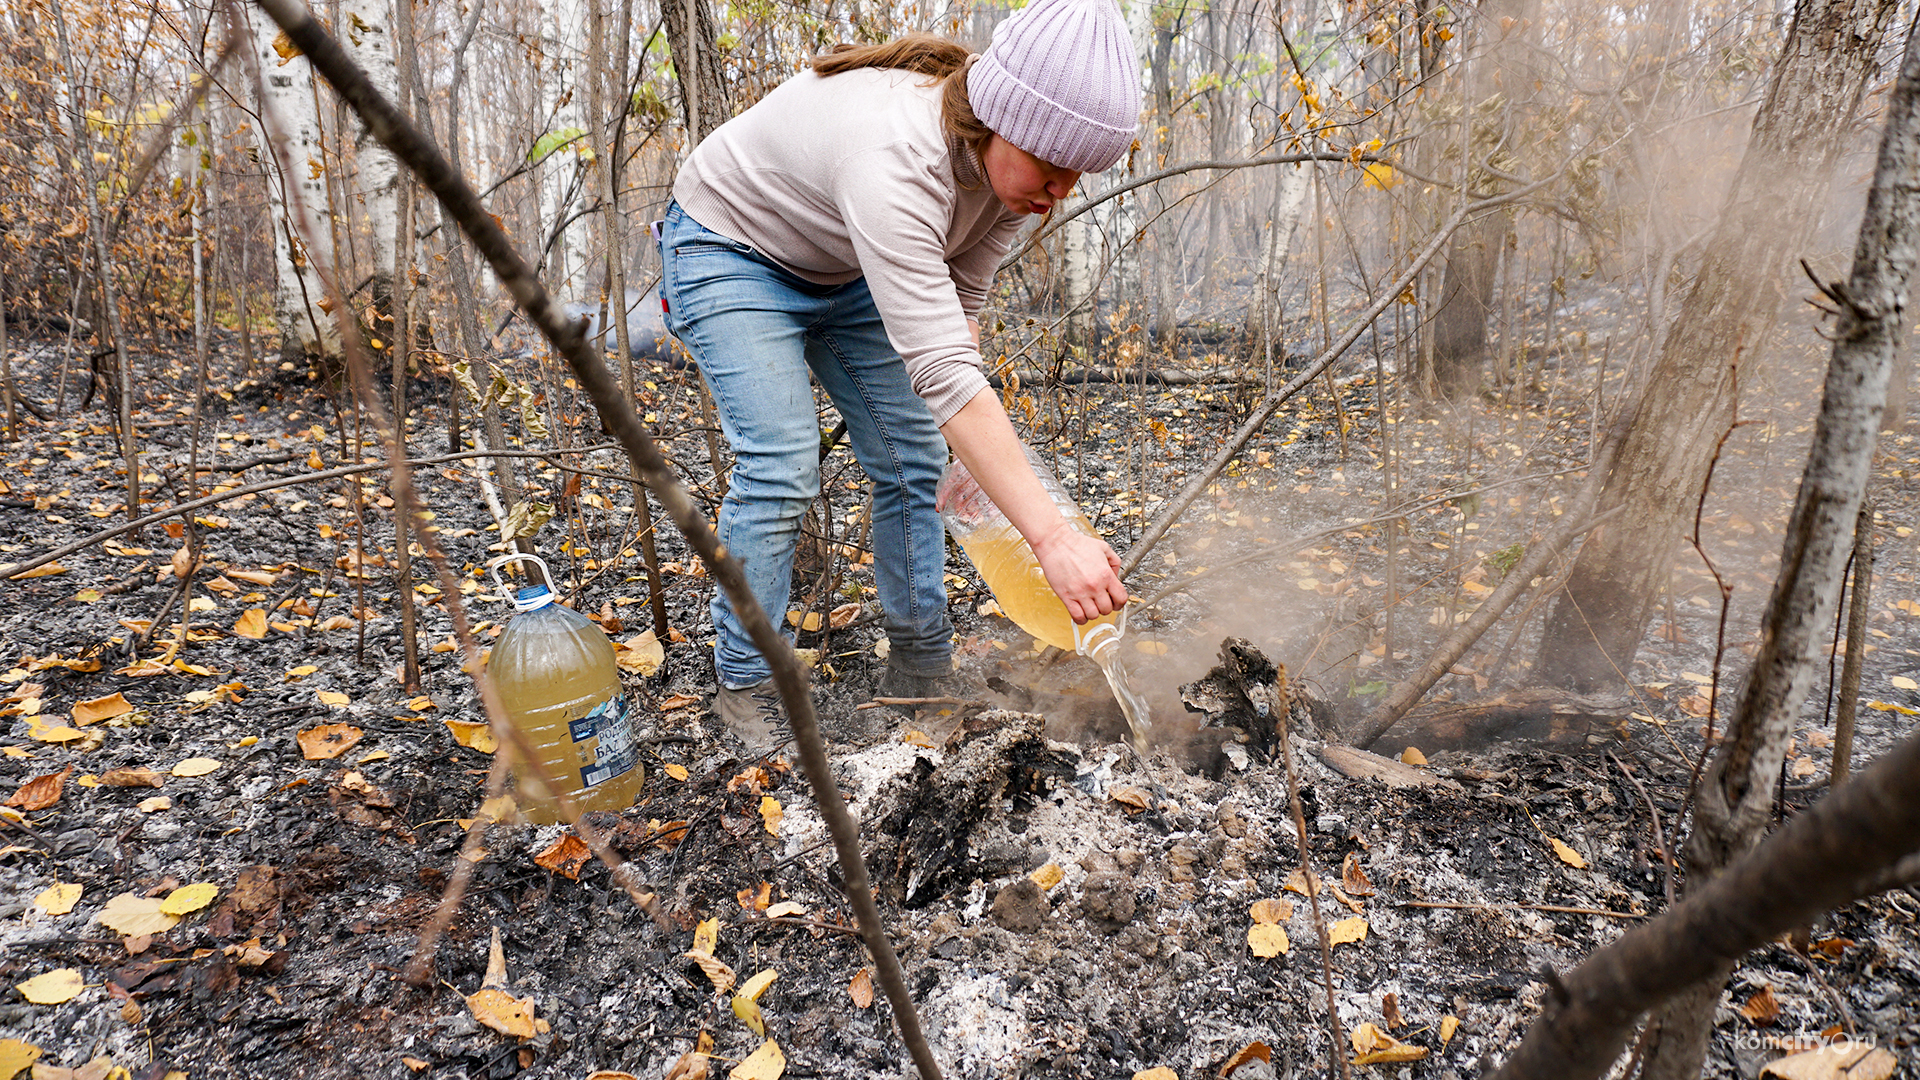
[937, 446, 1152, 749]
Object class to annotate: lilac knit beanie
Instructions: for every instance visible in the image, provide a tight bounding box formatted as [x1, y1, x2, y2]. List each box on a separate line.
[967, 0, 1141, 173]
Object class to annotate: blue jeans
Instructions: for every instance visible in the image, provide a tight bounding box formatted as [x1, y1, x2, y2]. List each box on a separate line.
[658, 202, 953, 689]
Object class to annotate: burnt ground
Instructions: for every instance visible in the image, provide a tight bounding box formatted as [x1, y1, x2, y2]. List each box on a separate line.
[0, 288, 1917, 1080]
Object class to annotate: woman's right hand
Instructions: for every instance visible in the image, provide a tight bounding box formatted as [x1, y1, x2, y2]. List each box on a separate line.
[1029, 520, 1127, 624]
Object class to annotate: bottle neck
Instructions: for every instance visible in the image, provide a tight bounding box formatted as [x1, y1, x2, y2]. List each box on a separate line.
[1076, 621, 1120, 664]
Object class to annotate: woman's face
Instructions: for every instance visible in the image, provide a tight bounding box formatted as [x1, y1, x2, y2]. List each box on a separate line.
[981, 134, 1081, 216]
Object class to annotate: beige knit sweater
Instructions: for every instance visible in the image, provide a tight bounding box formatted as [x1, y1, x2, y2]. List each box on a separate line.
[672, 66, 1026, 426]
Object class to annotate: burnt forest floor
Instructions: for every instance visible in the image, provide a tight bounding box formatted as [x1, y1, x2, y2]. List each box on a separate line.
[0, 282, 1917, 1080]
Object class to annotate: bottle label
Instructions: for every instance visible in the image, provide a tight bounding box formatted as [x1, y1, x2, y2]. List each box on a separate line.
[568, 695, 638, 789]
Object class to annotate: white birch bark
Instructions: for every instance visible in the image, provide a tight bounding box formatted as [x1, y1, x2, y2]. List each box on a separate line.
[343, 0, 402, 291]
[244, 1, 340, 358]
[1061, 193, 1096, 344]
[537, 0, 597, 302]
[1247, 161, 1311, 344]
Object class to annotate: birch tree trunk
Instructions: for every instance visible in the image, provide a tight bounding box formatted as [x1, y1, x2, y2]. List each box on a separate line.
[1536, 0, 1899, 691]
[243, 0, 341, 361]
[343, 0, 401, 308]
[1062, 192, 1096, 345]
[537, 0, 597, 301]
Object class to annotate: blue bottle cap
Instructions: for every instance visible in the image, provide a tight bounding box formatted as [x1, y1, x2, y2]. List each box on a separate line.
[512, 585, 554, 612]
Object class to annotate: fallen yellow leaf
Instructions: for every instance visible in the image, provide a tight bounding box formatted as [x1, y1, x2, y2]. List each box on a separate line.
[444, 720, 498, 754]
[14, 969, 84, 1005]
[26, 723, 85, 745]
[232, 609, 268, 639]
[691, 917, 719, 957]
[758, 795, 782, 837]
[1328, 916, 1369, 946]
[1549, 836, 1588, 869]
[732, 994, 765, 1036]
[138, 796, 171, 813]
[1030, 863, 1064, 890]
[729, 1040, 784, 1080]
[1248, 923, 1291, 957]
[466, 988, 543, 1039]
[1439, 1014, 1461, 1047]
[737, 969, 777, 1004]
[764, 901, 807, 920]
[170, 758, 221, 778]
[1351, 1021, 1393, 1053]
[1249, 897, 1293, 925]
[1354, 1042, 1429, 1065]
[0, 1039, 42, 1077]
[72, 692, 133, 725]
[317, 690, 351, 708]
[158, 883, 219, 916]
[664, 763, 690, 781]
[615, 632, 664, 675]
[96, 893, 180, 935]
[34, 883, 82, 916]
[1134, 1070, 1179, 1080]
[296, 723, 364, 760]
[8, 563, 67, 580]
[1891, 676, 1918, 691]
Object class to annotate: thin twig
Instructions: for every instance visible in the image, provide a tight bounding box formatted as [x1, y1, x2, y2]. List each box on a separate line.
[1273, 669, 1351, 1080]
[1607, 750, 1676, 908]
[1397, 900, 1646, 919]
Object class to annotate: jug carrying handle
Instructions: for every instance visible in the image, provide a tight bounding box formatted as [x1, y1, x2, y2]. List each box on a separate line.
[488, 553, 555, 604]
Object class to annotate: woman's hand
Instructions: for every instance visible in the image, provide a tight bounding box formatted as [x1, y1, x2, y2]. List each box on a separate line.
[1028, 519, 1128, 624]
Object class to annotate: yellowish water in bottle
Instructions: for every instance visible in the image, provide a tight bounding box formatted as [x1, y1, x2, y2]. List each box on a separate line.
[955, 518, 1152, 748]
[955, 519, 1122, 652]
[489, 614, 645, 824]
